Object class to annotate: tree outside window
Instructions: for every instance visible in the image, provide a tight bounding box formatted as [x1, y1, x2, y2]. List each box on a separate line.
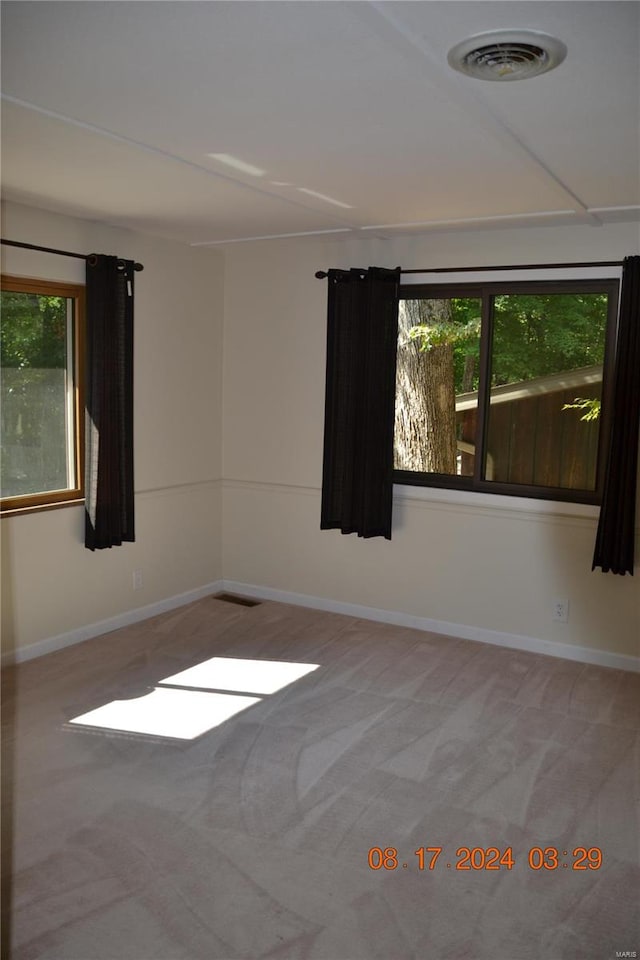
[394, 281, 617, 502]
[1, 276, 84, 514]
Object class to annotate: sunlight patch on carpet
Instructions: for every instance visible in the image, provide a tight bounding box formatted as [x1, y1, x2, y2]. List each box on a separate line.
[69, 687, 261, 740]
[162, 657, 319, 695]
[68, 657, 320, 740]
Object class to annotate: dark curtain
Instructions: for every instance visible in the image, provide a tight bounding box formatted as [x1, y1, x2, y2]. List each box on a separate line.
[321, 266, 400, 539]
[593, 255, 640, 574]
[85, 254, 135, 550]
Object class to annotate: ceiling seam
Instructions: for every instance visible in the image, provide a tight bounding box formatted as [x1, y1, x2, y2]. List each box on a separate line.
[187, 204, 639, 245]
[195, 197, 640, 244]
[362, 1, 602, 227]
[1, 93, 361, 231]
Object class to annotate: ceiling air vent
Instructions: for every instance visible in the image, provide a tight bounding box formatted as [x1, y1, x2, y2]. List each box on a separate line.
[448, 30, 567, 81]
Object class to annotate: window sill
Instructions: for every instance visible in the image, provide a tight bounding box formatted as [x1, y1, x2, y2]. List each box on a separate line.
[1, 497, 84, 519]
[393, 482, 600, 521]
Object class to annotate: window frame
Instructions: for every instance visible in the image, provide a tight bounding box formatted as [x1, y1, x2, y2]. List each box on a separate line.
[1, 274, 85, 517]
[393, 276, 620, 505]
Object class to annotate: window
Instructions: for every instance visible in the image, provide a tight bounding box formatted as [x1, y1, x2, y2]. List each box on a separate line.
[394, 277, 619, 503]
[1, 275, 85, 515]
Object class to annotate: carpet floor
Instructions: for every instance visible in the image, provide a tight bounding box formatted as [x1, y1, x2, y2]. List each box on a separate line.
[2, 597, 639, 960]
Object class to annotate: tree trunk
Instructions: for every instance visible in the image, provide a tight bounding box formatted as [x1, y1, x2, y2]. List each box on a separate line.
[394, 299, 457, 473]
[462, 354, 475, 392]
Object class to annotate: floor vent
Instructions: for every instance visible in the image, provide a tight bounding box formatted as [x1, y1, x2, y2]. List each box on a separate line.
[213, 592, 261, 608]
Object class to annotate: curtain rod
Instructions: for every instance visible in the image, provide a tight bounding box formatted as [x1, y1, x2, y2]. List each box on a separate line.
[315, 259, 623, 279]
[1, 238, 144, 271]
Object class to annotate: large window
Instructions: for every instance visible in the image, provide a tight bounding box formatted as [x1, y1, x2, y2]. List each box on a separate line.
[394, 278, 619, 503]
[1, 275, 85, 515]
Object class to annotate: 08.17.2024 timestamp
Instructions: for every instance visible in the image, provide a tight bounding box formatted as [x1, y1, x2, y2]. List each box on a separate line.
[367, 846, 603, 871]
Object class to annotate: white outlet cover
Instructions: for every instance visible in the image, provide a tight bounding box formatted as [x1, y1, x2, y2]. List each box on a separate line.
[552, 599, 569, 622]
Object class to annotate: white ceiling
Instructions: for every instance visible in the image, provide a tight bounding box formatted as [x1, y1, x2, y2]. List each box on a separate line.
[1, 1, 639, 246]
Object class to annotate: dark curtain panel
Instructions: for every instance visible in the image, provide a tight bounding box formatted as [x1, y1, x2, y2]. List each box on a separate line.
[321, 266, 400, 539]
[85, 254, 135, 550]
[593, 255, 640, 574]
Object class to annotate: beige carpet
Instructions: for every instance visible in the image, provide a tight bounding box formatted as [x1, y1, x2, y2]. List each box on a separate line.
[2, 597, 639, 960]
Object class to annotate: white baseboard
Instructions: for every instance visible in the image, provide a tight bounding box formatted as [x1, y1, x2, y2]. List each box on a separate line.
[2, 581, 224, 665]
[5, 577, 637, 674]
[223, 579, 640, 673]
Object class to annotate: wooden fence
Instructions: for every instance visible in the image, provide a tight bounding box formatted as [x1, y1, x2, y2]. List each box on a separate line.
[458, 383, 601, 490]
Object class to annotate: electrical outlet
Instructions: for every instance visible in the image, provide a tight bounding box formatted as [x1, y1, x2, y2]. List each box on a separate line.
[552, 598, 569, 623]
[132, 569, 143, 591]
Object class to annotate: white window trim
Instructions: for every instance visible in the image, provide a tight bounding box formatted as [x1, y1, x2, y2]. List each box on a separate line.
[393, 482, 600, 519]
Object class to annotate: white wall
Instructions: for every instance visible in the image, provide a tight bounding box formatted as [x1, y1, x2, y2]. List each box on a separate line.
[222, 223, 640, 664]
[3, 205, 638, 667]
[1, 201, 224, 659]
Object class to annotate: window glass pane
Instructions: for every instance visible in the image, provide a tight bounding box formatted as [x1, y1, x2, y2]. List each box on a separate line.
[485, 292, 608, 490]
[1, 290, 76, 499]
[395, 297, 482, 476]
